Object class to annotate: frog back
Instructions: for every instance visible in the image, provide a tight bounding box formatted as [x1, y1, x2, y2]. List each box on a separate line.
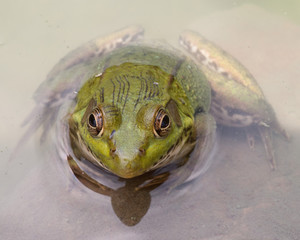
[97, 44, 211, 115]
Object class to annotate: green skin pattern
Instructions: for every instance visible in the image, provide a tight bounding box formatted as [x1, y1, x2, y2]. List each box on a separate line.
[69, 45, 212, 178]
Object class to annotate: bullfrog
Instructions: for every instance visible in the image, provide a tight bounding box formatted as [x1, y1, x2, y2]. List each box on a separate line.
[26, 26, 287, 184]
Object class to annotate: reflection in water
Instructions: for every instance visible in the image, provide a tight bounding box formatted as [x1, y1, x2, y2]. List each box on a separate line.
[67, 155, 169, 226]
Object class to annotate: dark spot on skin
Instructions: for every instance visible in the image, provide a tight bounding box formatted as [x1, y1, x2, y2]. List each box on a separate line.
[196, 50, 206, 62]
[168, 58, 185, 87]
[208, 61, 218, 71]
[100, 87, 104, 103]
[221, 71, 229, 78]
[195, 106, 204, 114]
[122, 34, 130, 42]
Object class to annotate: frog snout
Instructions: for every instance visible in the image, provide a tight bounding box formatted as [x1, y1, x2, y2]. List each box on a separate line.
[110, 147, 146, 177]
[114, 147, 141, 163]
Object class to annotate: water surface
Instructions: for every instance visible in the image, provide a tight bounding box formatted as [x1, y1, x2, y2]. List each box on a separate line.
[1, 1, 300, 239]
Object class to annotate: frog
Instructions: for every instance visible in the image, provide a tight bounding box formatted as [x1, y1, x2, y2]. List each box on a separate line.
[25, 25, 288, 185]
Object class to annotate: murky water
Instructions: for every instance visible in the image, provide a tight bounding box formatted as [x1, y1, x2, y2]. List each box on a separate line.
[1, 1, 300, 239]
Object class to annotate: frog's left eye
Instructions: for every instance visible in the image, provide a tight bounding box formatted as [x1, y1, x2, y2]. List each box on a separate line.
[87, 107, 104, 137]
[153, 108, 171, 137]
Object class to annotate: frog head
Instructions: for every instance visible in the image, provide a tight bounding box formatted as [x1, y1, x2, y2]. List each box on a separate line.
[69, 62, 195, 178]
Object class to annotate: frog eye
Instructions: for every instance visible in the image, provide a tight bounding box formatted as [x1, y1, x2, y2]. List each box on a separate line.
[153, 108, 171, 137]
[87, 107, 104, 137]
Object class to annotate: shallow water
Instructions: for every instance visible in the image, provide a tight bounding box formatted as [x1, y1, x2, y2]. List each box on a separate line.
[1, 1, 300, 239]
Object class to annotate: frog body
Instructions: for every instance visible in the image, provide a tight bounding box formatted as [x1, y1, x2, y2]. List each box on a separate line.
[27, 26, 287, 181]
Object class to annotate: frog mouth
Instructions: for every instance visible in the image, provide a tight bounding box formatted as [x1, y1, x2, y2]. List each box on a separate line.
[84, 150, 146, 178]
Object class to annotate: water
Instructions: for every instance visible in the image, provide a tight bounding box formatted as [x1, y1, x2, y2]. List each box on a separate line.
[1, 1, 300, 239]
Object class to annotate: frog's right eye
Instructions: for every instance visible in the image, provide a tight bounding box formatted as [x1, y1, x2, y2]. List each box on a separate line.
[153, 108, 171, 138]
[87, 107, 104, 137]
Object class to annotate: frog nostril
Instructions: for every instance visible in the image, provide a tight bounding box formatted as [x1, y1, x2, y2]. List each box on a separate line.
[139, 148, 146, 156]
